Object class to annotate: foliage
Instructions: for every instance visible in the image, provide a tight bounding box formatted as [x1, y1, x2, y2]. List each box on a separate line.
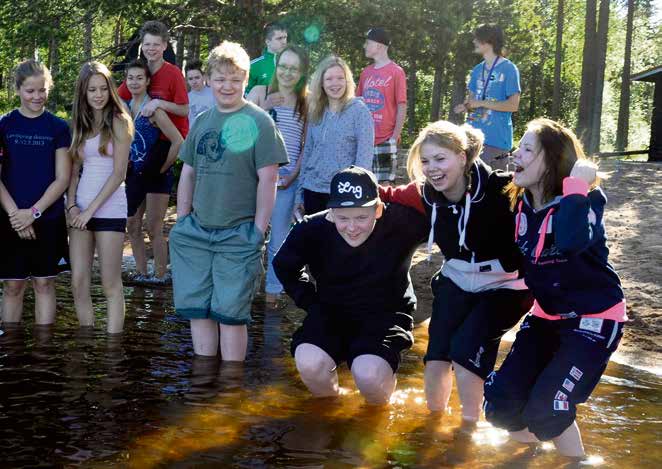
[0, 0, 659, 151]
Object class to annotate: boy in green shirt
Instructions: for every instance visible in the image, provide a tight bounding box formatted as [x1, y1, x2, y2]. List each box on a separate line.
[170, 41, 288, 361]
[246, 22, 288, 94]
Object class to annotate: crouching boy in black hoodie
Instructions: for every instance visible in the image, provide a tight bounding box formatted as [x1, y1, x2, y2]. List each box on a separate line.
[274, 166, 427, 405]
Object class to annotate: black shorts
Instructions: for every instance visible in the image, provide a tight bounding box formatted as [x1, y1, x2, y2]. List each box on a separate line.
[0, 214, 70, 280]
[425, 273, 533, 379]
[86, 217, 127, 232]
[126, 139, 174, 217]
[291, 307, 414, 373]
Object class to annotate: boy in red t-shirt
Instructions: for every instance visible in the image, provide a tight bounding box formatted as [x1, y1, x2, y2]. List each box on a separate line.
[118, 21, 189, 284]
[357, 28, 407, 185]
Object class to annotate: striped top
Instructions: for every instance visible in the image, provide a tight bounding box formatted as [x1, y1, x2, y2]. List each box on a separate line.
[270, 105, 304, 176]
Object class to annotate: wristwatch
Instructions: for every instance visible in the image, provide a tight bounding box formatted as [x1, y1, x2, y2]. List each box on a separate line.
[31, 206, 42, 219]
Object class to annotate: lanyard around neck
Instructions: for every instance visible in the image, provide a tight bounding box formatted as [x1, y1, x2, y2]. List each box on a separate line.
[479, 57, 500, 100]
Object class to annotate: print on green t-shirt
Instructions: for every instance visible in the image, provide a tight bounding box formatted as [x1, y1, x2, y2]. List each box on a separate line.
[180, 102, 289, 229]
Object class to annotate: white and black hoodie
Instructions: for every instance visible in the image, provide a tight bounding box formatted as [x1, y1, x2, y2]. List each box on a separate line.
[380, 159, 525, 292]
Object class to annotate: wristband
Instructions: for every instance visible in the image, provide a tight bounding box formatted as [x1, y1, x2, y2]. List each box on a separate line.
[31, 206, 42, 219]
[66, 205, 77, 212]
[562, 177, 589, 197]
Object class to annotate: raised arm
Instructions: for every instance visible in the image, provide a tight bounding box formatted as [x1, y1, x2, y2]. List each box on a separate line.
[554, 178, 606, 256]
[378, 181, 425, 214]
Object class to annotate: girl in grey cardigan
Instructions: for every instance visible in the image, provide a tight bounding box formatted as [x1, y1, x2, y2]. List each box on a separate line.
[296, 56, 374, 215]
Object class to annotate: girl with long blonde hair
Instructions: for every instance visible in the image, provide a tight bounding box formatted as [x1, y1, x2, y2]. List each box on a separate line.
[296, 55, 374, 215]
[67, 61, 134, 334]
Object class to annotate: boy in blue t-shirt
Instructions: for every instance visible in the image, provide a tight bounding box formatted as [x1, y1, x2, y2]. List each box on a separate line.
[454, 24, 521, 170]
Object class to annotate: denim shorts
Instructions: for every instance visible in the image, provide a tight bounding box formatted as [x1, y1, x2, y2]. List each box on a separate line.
[169, 213, 265, 325]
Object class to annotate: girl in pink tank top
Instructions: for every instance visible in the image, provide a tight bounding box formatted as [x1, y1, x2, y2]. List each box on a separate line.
[67, 61, 134, 334]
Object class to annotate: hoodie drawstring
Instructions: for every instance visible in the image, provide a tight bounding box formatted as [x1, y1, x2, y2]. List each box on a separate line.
[534, 208, 555, 264]
[426, 203, 437, 261]
[458, 192, 471, 250]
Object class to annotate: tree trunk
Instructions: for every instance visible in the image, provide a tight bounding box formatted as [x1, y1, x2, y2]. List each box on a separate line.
[407, 61, 417, 138]
[529, 63, 539, 119]
[175, 31, 185, 68]
[47, 19, 60, 111]
[447, 33, 476, 125]
[448, 52, 471, 125]
[615, 0, 635, 152]
[649, 77, 662, 161]
[551, 0, 564, 120]
[207, 32, 221, 54]
[192, 31, 201, 60]
[83, 8, 93, 61]
[430, 60, 447, 121]
[114, 15, 123, 50]
[588, 0, 610, 155]
[235, 0, 264, 57]
[577, 0, 597, 147]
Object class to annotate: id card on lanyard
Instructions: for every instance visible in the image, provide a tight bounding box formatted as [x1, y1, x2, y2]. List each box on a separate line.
[479, 57, 500, 100]
[467, 57, 499, 123]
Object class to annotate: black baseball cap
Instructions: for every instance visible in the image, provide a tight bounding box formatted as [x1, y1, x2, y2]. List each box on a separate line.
[327, 166, 379, 208]
[366, 28, 391, 46]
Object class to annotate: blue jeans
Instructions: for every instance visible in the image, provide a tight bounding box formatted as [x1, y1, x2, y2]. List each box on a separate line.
[265, 183, 297, 294]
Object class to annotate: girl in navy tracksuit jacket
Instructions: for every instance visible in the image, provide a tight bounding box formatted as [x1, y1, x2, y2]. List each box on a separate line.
[380, 120, 532, 424]
[483, 118, 626, 458]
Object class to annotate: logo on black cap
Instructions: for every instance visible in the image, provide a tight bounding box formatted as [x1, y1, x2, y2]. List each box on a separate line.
[327, 166, 379, 208]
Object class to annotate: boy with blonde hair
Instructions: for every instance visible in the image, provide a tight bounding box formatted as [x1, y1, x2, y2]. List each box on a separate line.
[170, 41, 288, 360]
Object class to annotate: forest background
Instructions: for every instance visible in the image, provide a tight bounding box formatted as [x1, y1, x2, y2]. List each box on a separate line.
[0, 0, 660, 156]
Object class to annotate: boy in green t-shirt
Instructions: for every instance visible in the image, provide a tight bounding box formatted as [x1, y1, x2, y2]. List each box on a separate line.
[170, 41, 288, 361]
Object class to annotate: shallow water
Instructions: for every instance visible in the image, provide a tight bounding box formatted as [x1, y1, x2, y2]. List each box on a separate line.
[1, 278, 660, 468]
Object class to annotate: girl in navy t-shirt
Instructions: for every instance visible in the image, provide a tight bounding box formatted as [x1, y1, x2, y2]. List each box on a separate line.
[0, 60, 72, 326]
